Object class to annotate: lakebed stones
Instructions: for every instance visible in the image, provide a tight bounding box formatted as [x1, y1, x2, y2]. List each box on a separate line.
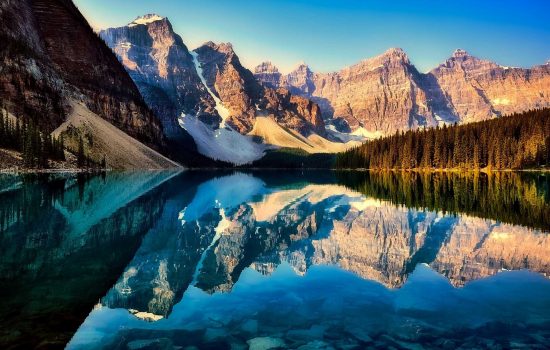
[247, 336, 286, 350]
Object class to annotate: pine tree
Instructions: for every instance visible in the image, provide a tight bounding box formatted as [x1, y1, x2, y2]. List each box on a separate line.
[59, 134, 66, 160]
[421, 129, 434, 168]
[15, 117, 21, 150]
[473, 143, 481, 169]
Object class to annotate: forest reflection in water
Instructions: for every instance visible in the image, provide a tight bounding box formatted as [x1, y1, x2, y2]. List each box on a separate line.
[338, 170, 550, 230]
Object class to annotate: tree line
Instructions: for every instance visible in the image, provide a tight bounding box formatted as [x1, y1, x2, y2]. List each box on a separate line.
[336, 109, 550, 170]
[1, 109, 65, 168]
[1, 106, 108, 169]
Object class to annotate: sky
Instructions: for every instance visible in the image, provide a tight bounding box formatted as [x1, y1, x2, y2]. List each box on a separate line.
[74, 0, 550, 74]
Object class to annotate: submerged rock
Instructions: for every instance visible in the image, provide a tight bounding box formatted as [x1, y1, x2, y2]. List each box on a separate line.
[204, 328, 226, 342]
[346, 327, 373, 343]
[286, 325, 326, 343]
[240, 319, 259, 335]
[296, 340, 335, 350]
[127, 338, 173, 350]
[247, 336, 286, 350]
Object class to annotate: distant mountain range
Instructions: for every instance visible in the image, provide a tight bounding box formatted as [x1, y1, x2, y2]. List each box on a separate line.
[255, 48, 550, 136]
[1, 3, 549, 168]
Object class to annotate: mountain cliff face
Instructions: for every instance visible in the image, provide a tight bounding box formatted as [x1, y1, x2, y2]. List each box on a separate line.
[286, 63, 317, 97]
[101, 18, 326, 139]
[255, 48, 550, 135]
[101, 16, 340, 165]
[186, 40, 326, 136]
[100, 15, 218, 137]
[429, 49, 550, 123]
[253, 61, 281, 89]
[99, 15, 231, 166]
[193, 41, 262, 133]
[0, 0, 165, 148]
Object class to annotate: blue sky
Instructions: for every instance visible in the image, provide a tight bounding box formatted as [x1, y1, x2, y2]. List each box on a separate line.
[74, 0, 550, 73]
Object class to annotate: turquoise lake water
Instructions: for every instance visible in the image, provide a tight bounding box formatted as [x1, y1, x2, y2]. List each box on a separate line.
[1, 171, 549, 349]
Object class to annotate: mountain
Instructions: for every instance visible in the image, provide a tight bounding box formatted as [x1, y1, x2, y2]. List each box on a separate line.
[101, 17, 356, 165]
[100, 14, 218, 136]
[99, 14, 229, 166]
[253, 61, 282, 89]
[255, 48, 550, 136]
[255, 49, 442, 135]
[193, 41, 326, 135]
[429, 49, 550, 123]
[5, 3, 547, 168]
[0, 0, 178, 169]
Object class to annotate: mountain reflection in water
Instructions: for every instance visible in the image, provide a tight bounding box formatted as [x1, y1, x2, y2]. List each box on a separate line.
[0, 171, 549, 349]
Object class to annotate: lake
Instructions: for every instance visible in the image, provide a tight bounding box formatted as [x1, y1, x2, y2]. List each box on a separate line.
[0, 171, 549, 349]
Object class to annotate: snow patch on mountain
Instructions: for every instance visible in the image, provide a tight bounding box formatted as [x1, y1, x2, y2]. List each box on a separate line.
[351, 127, 384, 139]
[178, 114, 267, 165]
[250, 184, 368, 222]
[325, 125, 366, 143]
[325, 125, 384, 142]
[492, 98, 511, 106]
[249, 117, 360, 153]
[190, 51, 231, 127]
[129, 14, 165, 27]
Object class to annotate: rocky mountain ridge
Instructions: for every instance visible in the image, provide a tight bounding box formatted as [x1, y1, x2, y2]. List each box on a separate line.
[193, 41, 326, 136]
[100, 15, 217, 136]
[100, 15, 353, 164]
[100, 16, 327, 139]
[255, 48, 550, 135]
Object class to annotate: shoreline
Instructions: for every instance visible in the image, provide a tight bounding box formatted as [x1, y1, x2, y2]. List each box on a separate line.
[0, 168, 108, 175]
[333, 168, 550, 173]
[1, 167, 549, 174]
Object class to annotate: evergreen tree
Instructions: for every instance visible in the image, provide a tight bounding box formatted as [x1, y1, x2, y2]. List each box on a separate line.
[421, 129, 434, 168]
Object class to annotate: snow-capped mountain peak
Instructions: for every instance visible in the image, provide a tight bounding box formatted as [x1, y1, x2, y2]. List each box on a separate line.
[452, 48, 470, 58]
[129, 14, 165, 27]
